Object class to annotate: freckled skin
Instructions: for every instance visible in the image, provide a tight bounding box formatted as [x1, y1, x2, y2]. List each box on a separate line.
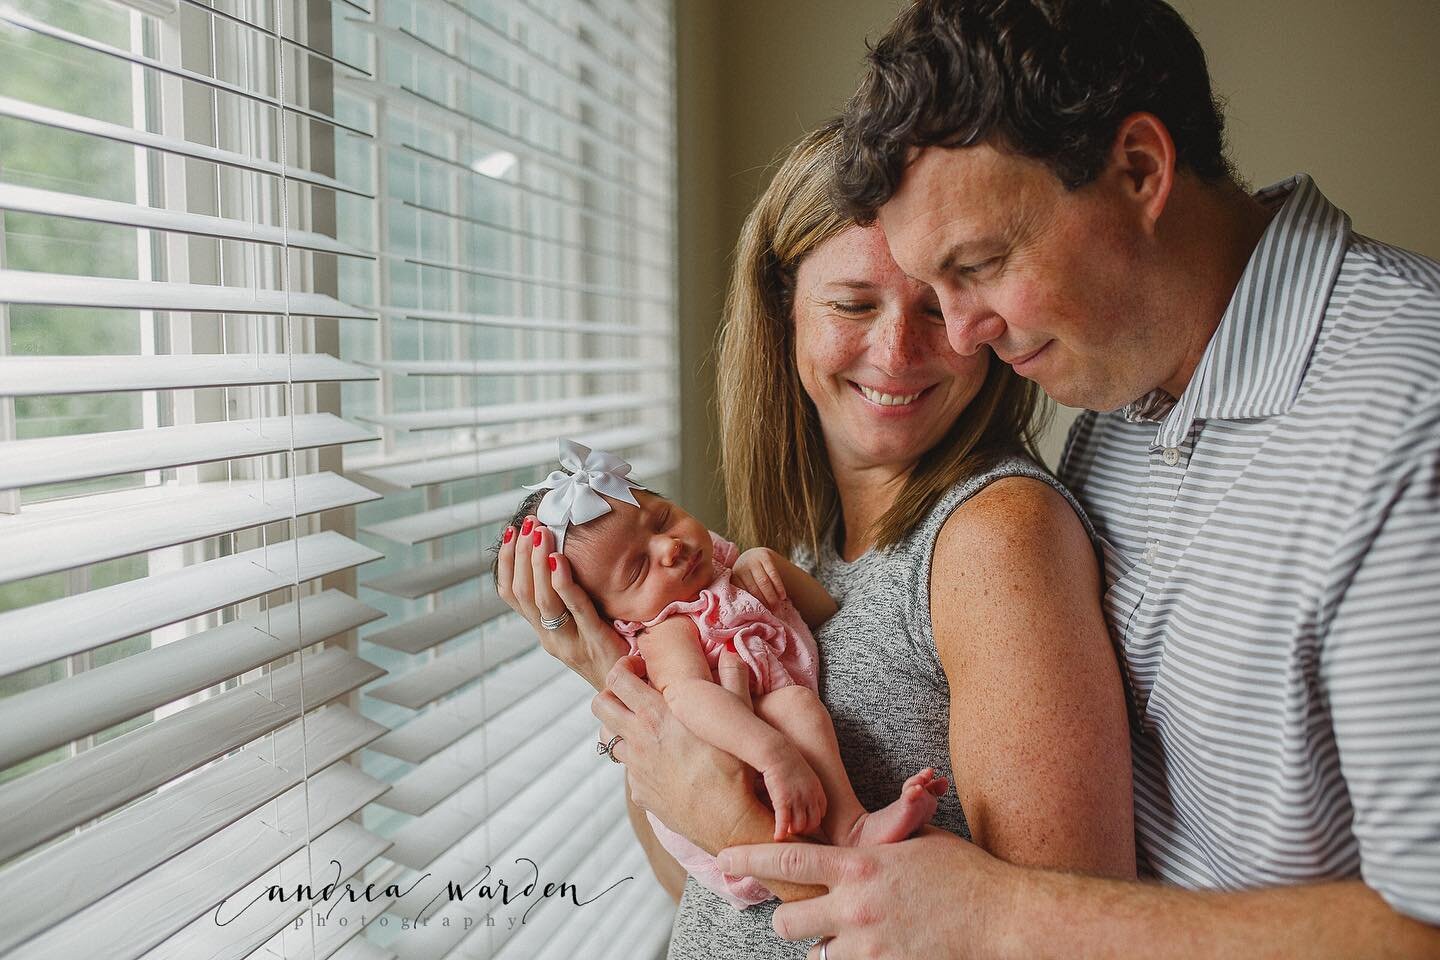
[792, 224, 990, 476]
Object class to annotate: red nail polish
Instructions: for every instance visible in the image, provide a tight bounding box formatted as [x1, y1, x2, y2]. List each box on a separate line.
[503, 527, 514, 544]
[520, 517, 534, 536]
[531, 530, 542, 546]
[548, 555, 558, 571]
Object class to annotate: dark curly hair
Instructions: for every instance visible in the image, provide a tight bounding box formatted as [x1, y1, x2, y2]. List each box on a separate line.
[834, 0, 1234, 220]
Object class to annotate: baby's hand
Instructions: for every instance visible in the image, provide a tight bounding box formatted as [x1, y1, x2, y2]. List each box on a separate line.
[733, 547, 788, 609]
[761, 747, 826, 840]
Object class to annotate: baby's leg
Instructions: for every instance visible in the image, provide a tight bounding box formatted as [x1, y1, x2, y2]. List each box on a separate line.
[755, 686, 949, 847]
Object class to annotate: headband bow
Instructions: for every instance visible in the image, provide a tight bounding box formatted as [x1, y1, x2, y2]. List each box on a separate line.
[524, 439, 646, 551]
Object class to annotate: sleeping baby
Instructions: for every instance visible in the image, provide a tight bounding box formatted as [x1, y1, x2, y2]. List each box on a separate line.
[492, 440, 947, 908]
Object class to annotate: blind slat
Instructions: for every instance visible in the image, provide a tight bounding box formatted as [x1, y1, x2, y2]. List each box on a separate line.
[365, 621, 534, 709]
[0, 96, 371, 197]
[0, 530, 382, 676]
[364, 590, 510, 654]
[358, 392, 664, 433]
[360, 489, 525, 546]
[174, 0, 375, 79]
[354, 424, 662, 489]
[0, 352, 377, 398]
[376, 677, 588, 816]
[364, 358, 667, 377]
[0, 10, 375, 139]
[0, 646, 383, 864]
[0, 269, 375, 318]
[387, 305, 670, 337]
[355, 21, 668, 171]
[0, 472, 380, 584]
[0, 182, 371, 257]
[341, 79, 666, 208]
[381, 708, 597, 870]
[360, 549, 483, 599]
[0, 413, 377, 491]
[0, 704, 384, 955]
[0, 589, 381, 768]
[367, 648, 579, 764]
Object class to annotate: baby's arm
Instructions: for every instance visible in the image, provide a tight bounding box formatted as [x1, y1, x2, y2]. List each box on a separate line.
[731, 547, 839, 630]
[636, 616, 825, 840]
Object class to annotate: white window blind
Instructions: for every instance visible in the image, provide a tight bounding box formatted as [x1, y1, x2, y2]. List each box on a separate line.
[0, 0, 679, 955]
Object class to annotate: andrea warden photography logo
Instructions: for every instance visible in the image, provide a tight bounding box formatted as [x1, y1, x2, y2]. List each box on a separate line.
[214, 855, 634, 932]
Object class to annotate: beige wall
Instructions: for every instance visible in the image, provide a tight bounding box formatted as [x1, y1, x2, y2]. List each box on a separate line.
[676, 0, 1440, 528]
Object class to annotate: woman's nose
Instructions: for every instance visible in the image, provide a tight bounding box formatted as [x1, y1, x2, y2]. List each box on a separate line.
[873, 308, 925, 373]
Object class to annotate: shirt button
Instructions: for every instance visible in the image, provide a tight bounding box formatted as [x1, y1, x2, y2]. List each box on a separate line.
[1162, 447, 1180, 466]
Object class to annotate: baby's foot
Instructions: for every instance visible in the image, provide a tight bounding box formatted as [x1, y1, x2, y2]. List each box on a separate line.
[842, 768, 949, 847]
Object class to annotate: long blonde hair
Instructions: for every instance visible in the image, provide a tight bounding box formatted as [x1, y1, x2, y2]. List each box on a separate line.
[717, 120, 1050, 558]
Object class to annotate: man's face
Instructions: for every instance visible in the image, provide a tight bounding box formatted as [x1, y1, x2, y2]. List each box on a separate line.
[877, 142, 1172, 411]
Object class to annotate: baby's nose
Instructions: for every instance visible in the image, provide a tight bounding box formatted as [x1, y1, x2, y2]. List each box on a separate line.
[661, 538, 684, 566]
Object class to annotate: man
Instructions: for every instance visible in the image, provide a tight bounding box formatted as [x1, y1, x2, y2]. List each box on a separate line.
[712, 0, 1440, 956]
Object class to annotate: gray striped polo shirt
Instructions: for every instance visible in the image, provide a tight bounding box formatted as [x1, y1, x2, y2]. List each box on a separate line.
[1059, 174, 1440, 925]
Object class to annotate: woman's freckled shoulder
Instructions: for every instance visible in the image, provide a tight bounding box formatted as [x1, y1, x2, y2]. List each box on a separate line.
[933, 475, 1092, 588]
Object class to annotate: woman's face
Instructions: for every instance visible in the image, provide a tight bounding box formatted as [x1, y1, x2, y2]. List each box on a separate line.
[792, 223, 990, 474]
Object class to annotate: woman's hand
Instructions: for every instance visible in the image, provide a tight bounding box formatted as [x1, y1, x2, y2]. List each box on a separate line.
[718, 827, 1014, 959]
[495, 516, 628, 690]
[592, 653, 762, 855]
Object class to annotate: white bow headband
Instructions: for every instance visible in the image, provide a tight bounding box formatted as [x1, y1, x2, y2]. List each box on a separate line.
[524, 439, 646, 551]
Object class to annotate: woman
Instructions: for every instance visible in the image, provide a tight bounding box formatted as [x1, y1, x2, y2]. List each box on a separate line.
[497, 123, 1133, 957]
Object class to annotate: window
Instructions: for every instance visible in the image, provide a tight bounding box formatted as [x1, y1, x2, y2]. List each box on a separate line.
[0, 0, 678, 955]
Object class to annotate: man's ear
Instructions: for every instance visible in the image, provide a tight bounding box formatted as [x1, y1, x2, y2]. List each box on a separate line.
[1105, 112, 1176, 232]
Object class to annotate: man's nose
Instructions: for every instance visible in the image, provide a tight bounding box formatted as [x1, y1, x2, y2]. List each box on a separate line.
[939, 291, 1005, 356]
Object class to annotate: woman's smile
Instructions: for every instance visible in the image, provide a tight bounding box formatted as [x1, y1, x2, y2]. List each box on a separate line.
[849, 380, 936, 410]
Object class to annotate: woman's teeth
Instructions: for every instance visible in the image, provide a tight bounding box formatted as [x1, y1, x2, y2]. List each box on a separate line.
[857, 384, 921, 406]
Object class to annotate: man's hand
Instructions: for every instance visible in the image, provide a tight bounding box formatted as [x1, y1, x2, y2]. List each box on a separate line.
[719, 828, 1010, 959]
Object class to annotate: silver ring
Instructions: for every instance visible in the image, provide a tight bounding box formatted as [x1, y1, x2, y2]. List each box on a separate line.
[596, 734, 623, 763]
[539, 609, 571, 631]
[818, 937, 831, 960]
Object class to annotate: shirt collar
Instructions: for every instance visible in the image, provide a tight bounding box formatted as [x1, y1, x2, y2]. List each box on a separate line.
[1122, 174, 1351, 447]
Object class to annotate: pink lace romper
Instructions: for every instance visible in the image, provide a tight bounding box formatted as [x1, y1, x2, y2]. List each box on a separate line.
[613, 532, 821, 909]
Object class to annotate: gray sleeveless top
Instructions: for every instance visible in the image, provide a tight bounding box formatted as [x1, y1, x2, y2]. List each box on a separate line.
[665, 454, 1093, 959]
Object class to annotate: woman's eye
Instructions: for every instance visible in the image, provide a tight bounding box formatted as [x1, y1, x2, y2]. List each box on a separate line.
[830, 301, 875, 315]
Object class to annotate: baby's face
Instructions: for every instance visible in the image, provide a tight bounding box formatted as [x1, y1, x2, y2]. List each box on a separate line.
[565, 491, 714, 623]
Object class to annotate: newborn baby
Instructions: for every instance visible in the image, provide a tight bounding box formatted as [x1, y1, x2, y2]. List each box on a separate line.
[492, 441, 947, 908]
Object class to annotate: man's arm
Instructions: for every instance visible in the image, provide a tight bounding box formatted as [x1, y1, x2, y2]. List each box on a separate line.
[717, 834, 1440, 959]
[717, 403, 1440, 958]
